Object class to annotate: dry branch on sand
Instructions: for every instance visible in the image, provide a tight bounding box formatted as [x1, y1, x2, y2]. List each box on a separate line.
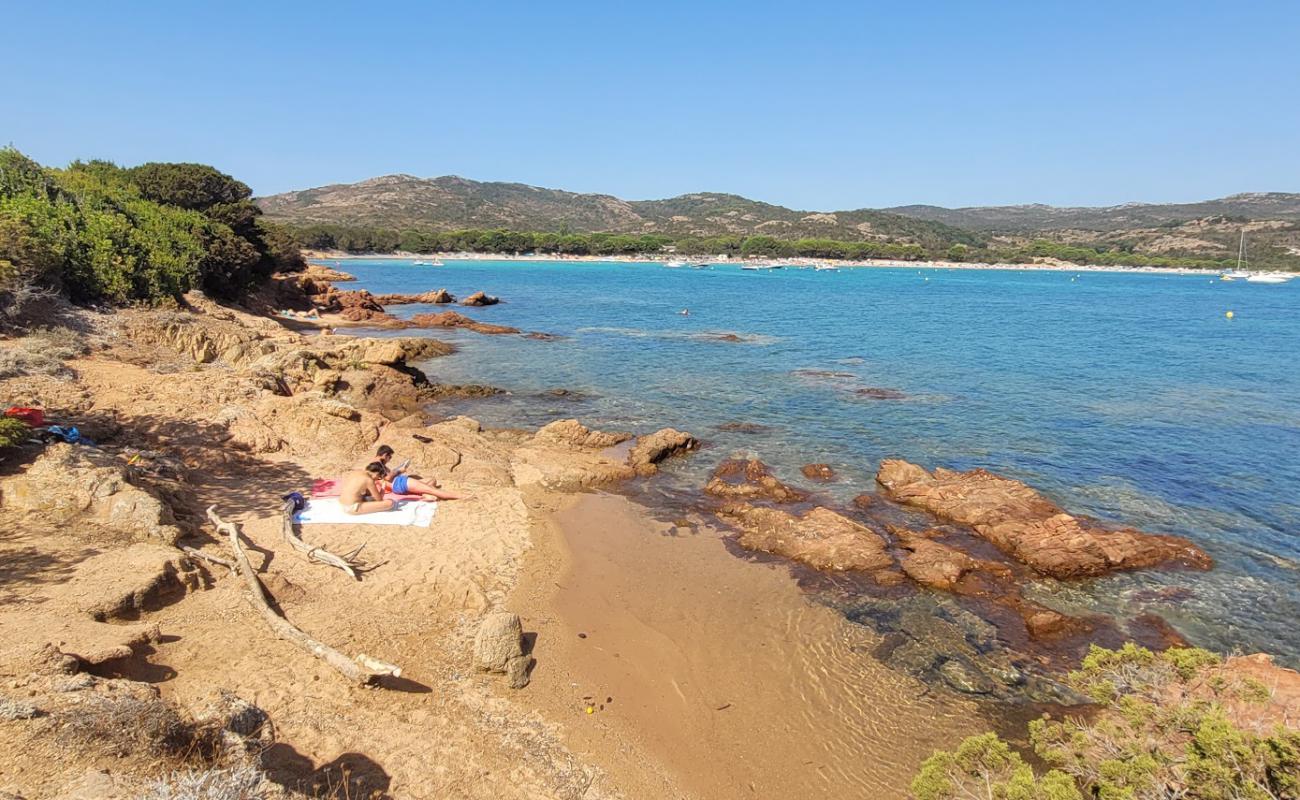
[279, 498, 373, 579]
[206, 506, 400, 686]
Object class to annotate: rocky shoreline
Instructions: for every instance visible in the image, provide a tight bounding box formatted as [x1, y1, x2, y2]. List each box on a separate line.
[1, 272, 1295, 798]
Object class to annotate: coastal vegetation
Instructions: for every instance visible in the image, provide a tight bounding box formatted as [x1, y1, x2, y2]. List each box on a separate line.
[0, 148, 301, 315]
[913, 644, 1300, 800]
[284, 221, 1246, 270]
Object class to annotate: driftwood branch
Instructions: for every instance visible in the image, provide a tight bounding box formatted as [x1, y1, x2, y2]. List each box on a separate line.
[207, 506, 400, 686]
[280, 499, 366, 579]
[179, 545, 236, 571]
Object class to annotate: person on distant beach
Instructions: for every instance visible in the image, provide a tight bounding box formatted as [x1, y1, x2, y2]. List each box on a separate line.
[338, 463, 395, 515]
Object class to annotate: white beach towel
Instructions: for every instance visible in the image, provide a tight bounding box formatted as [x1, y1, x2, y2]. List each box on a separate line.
[293, 497, 437, 528]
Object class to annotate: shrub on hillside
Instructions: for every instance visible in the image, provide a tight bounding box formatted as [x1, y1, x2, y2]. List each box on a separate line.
[912, 644, 1300, 800]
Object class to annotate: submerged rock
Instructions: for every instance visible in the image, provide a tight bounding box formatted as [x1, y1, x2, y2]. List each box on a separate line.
[856, 387, 907, 400]
[801, 463, 835, 481]
[876, 460, 1212, 579]
[704, 458, 809, 504]
[851, 492, 876, 510]
[716, 421, 771, 434]
[719, 503, 894, 572]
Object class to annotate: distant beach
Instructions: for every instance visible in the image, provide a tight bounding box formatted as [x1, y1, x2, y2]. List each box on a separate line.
[301, 249, 1227, 276]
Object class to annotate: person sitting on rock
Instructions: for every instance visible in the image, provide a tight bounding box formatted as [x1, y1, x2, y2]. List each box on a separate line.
[338, 463, 396, 515]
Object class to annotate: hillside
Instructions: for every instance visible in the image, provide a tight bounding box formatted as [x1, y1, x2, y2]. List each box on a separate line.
[258, 176, 1300, 268]
[884, 193, 1300, 232]
[257, 176, 981, 248]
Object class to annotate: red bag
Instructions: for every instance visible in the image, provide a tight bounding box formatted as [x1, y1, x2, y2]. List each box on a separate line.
[4, 407, 45, 427]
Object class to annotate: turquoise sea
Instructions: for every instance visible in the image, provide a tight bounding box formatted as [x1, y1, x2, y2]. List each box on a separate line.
[336, 258, 1300, 664]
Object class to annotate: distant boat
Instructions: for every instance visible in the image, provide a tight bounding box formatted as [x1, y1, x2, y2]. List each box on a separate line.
[665, 260, 686, 268]
[814, 264, 839, 272]
[1222, 231, 1251, 280]
[689, 263, 711, 269]
[413, 259, 444, 266]
[1246, 273, 1292, 284]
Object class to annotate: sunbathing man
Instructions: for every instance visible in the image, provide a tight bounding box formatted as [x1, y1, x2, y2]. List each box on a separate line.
[338, 463, 395, 515]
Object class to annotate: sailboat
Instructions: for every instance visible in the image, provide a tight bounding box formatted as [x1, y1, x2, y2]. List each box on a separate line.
[1220, 231, 1249, 280]
[1231, 230, 1293, 283]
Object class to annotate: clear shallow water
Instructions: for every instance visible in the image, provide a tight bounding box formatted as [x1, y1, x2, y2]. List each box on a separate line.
[336, 258, 1300, 663]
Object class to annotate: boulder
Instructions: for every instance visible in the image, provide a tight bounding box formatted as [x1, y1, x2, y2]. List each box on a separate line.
[704, 458, 808, 504]
[461, 291, 500, 307]
[876, 460, 1212, 579]
[718, 503, 893, 572]
[0, 444, 182, 545]
[627, 428, 698, 476]
[801, 463, 835, 481]
[532, 419, 631, 450]
[409, 311, 519, 336]
[473, 612, 530, 689]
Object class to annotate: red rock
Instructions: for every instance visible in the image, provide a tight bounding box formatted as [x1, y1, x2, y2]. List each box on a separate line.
[461, 291, 500, 307]
[875, 460, 1212, 579]
[409, 311, 520, 336]
[704, 459, 808, 504]
[627, 429, 698, 476]
[851, 492, 876, 510]
[801, 463, 835, 481]
[718, 503, 893, 572]
[375, 288, 455, 305]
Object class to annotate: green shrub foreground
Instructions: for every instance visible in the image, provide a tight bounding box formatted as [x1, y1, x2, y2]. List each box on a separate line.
[0, 148, 301, 312]
[913, 644, 1300, 800]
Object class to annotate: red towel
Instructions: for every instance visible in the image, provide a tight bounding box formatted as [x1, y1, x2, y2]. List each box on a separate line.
[4, 407, 44, 427]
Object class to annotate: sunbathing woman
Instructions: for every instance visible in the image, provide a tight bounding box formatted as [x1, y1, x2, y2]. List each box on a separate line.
[338, 463, 395, 515]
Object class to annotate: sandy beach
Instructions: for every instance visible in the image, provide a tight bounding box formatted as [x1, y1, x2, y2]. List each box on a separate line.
[300, 249, 1229, 276]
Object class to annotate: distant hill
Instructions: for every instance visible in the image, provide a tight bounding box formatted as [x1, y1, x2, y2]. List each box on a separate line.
[257, 175, 980, 248]
[258, 177, 1300, 268]
[884, 193, 1300, 232]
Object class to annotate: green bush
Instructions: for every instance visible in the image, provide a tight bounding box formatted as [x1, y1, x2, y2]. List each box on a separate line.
[0, 148, 300, 308]
[0, 416, 29, 448]
[913, 644, 1300, 800]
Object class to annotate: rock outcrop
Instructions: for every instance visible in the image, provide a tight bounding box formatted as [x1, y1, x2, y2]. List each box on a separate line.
[375, 288, 454, 305]
[876, 460, 1212, 578]
[473, 611, 530, 689]
[627, 428, 698, 476]
[0, 444, 183, 545]
[719, 503, 894, 572]
[461, 291, 500, 307]
[704, 459, 808, 504]
[409, 311, 520, 335]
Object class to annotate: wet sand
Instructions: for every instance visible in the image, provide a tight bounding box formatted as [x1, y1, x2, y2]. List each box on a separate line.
[513, 493, 985, 799]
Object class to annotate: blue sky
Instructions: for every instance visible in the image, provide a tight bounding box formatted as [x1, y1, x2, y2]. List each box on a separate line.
[4, 1, 1298, 209]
